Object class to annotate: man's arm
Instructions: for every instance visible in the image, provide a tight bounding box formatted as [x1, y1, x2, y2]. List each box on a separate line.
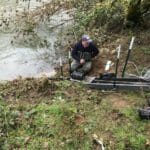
[71, 43, 80, 61]
[91, 43, 99, 58]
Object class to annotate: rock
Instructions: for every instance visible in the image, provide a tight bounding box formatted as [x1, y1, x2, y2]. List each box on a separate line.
[101, 48, 110, 54]
[111, 49, 117, 55]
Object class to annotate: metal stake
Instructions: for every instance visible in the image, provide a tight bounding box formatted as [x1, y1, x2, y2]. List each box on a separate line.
[28, 0, 31, 10]
[114, 45, 121, 88]
[122, 37, 135, 77]
[68, 50, 72, 76]
[115, 45, 121, 77]
[59, 58, 63, 77]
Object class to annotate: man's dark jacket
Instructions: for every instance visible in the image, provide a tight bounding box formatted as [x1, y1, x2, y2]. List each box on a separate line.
[71, 41, 99, 62]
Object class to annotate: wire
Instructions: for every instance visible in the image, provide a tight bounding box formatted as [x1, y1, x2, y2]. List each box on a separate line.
[124, 61, 150, 81]
[128, 61, 140, 76]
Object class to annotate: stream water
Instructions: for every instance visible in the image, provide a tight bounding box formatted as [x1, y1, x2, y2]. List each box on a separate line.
[0, 0, 73, 80]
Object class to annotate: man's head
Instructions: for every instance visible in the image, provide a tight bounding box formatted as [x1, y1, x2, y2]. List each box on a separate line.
[81, 35, 92, 48]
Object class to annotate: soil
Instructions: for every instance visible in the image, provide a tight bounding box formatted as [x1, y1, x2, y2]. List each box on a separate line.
[108, 94, 129, 109]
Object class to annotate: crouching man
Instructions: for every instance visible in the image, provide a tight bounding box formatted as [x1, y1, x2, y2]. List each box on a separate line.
[71, 35, 99, 74]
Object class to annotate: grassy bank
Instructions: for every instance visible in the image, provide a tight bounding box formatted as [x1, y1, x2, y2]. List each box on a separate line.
[0, 78, 150, 149]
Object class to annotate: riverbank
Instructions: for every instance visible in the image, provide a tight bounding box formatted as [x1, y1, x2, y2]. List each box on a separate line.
[0, 0, 150, 149]
[0, 0, 149, 80]
[0, 32, 150, 149]
[0, 29, 149, 149]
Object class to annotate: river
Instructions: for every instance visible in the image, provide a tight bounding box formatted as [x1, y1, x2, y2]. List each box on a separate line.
[0, 0, 73, 80]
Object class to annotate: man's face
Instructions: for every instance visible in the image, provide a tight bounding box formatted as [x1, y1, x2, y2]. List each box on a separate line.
[82, 40, 89, 48]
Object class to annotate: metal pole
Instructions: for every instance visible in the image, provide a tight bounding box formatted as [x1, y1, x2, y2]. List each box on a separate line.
[59, 58, 63, 77]
[115, 45, 121, 77]
[28, 0, 31, 10]
[68, 50, 72, 76]
[114, 45, 121, 88]
[122, 37, 135, 77]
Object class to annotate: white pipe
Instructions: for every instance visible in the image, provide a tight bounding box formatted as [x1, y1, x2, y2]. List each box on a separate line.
[59, 57, 63, 66]
[105, 61, 112, 71]
[129, 37, 135, 50]
[96, 140, 105, 150]
[68, 51, 71, 59]
[117, 45, 121, 59]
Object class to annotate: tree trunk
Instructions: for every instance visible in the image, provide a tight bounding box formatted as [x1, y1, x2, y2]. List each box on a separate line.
[126, 0, 142, 26]
[141, 0, 150, 14]
[141, 0, 150, 28]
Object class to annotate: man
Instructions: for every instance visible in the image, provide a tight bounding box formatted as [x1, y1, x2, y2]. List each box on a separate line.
[71, 35, 99, 74]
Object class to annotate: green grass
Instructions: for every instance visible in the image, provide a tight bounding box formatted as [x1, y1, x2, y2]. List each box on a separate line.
[0, 80, 149, 150]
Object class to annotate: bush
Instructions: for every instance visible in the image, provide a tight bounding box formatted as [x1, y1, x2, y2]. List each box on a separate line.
[74, 0, 126, 34]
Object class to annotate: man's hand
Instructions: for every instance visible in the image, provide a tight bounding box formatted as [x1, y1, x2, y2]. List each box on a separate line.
[80, 59, 85, 65]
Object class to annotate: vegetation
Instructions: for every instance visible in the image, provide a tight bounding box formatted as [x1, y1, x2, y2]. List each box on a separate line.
[126, 0, 149, 27]
[71, 0, 150, 37]
[0, 79, 150, 149]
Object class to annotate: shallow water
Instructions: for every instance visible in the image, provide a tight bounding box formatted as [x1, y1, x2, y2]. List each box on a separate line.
[0, 0, 73, 80]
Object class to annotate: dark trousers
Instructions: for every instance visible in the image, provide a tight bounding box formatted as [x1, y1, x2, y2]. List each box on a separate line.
[71, 59, 92, 73]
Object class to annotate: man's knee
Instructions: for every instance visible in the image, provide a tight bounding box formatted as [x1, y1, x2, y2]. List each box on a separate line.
[82, 62, 92, 72]
[71, 60, 80, 72]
